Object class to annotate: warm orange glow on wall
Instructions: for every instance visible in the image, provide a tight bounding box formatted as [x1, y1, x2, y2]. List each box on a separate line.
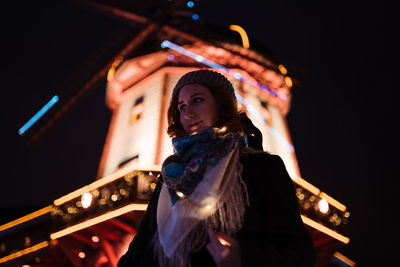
[0, 241, 49, 264]
[301, 215, 350, 244]
[130, 102, 144, 125]
[229, 25, 250, 48]
[50, 203, 148, 239]
[0, 206, 52, 231]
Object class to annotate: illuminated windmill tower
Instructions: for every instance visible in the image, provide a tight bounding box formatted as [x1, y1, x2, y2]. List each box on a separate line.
[98, 53, 298, 178]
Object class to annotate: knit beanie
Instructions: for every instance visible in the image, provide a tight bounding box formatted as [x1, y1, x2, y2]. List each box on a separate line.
[172, 69, 236, 103]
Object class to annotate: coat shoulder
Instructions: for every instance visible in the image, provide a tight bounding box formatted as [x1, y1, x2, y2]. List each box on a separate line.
[239, 149, 290, 188]
[240, 149, 282, 167]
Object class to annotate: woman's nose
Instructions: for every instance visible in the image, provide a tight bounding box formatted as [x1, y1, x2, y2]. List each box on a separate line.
[184, 105, 196, 118]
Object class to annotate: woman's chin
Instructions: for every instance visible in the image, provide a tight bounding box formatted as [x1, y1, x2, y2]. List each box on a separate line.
[188, 126, 210, 135]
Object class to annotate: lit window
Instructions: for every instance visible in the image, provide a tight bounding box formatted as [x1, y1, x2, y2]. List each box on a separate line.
[118, 154, 139, 170]
[259, 100, 272, 126]
[130, 96, 144, 125]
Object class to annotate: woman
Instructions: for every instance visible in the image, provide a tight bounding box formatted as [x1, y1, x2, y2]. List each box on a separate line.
[118, 69, 315, 267]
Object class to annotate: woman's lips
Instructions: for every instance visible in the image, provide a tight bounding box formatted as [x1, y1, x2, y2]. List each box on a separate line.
[189, 121, 202, 128]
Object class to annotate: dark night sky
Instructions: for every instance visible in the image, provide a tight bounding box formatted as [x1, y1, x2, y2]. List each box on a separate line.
[0, 0, 391, 265]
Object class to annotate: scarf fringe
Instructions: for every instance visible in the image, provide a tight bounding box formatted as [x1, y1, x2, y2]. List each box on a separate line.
[152, 160, 249, 267]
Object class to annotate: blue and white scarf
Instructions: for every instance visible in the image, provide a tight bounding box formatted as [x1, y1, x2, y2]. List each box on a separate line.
[154, 128, 249, 267]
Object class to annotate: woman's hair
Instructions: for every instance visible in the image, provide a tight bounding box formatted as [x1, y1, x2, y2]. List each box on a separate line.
[167, 70, 243, 137]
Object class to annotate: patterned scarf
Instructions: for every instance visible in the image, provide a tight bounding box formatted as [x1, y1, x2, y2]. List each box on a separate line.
[162, 128, 238, 204]
[154, 128, 249, 267]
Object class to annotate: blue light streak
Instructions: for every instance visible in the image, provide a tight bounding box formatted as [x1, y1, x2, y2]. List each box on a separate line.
[18, 95, 59, 136]
[269, 127, 295, 152]
[161, 40, 226, 70]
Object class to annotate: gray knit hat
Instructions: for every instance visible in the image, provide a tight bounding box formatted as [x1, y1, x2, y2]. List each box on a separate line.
[172, 69, 236, 102]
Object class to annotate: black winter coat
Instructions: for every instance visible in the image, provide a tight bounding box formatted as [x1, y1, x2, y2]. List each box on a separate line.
[118, 150, 315, 267]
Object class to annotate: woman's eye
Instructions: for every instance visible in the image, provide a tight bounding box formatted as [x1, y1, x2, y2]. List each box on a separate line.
[178, 104, 186, 112]
[193, 97, 203, 103]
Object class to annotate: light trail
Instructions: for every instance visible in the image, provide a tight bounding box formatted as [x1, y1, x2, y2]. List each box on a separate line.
[18, 95, 59, 136]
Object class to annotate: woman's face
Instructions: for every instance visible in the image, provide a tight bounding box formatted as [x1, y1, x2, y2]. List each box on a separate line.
[177, 84, 219, 135]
